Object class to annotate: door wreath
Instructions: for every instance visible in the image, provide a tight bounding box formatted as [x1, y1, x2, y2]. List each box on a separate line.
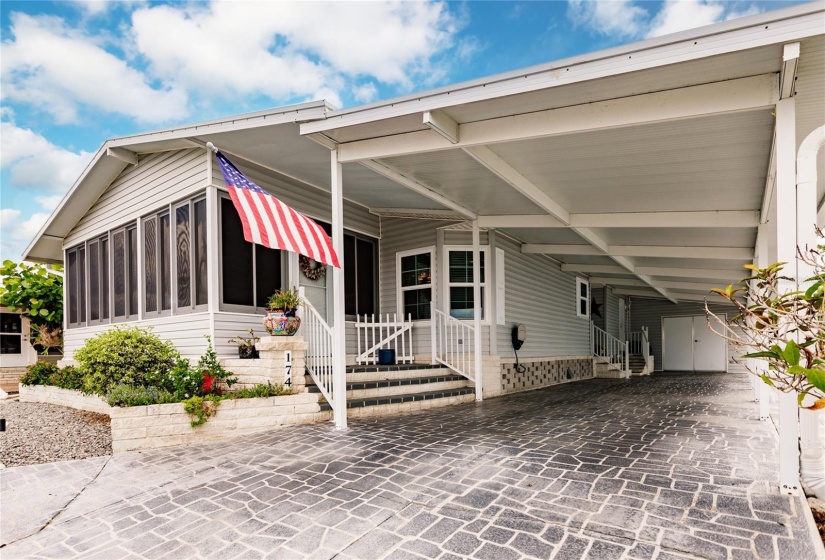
[300, 255, 326, 281]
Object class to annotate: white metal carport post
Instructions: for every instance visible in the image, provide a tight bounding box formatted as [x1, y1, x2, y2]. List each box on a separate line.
[331, 150, 347, 430]
[472, 220, 483, 401]
[775, 87, 799, 493]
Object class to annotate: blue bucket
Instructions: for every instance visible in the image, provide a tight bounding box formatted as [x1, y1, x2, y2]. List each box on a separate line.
[377, 349, 396, 365]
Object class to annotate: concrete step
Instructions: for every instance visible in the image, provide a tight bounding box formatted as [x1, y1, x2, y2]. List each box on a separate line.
[318, 386, 476, 412]
[344, 364, 455, 383]
[306, 373, 471, 400]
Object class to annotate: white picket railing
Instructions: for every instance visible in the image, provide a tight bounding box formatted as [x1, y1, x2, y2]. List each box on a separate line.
[627, 328, 650, 358]
[431, 302, 476, 381]
[592, 322, 629, 372]
[641, 326, 650, 366]
[356, 313, 414, 365]
[301, 299, 334, 408]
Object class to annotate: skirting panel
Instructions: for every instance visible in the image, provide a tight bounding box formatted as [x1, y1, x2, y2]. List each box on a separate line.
[500, 356, 594, 393]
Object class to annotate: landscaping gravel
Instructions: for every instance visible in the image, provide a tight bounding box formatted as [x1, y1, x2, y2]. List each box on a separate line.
[0, 399, 111, 468]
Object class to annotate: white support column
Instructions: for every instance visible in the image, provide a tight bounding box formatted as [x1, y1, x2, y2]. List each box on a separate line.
[330, 150, 347, 430]
[472, 220, 483, 401]
[797, 125, 825, 497]
[488, 229, 498, 356]
[756, 224, 771, 421]
[775, 96, 799, 493]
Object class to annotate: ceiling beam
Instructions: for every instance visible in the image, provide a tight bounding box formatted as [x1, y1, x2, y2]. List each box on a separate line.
[634, 266, 744, 279]
[560, 264, 628, 274]
[613, 288, 723, 303]
[106, 147, 138, 165]
[780, 42, 800, 100]
[423, 110, 459, 144]
[591, 277, 721, 290]
[479, 211, 758, 229]
[358, 159, 477, 220]
[523, 244, 752, 260]
[463, 145, 570, 224]
[336, 74, 777, 163]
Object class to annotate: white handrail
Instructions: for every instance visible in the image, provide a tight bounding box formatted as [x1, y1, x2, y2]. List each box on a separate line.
[642, 326, 650, 366]
[432, 302, 476, 381]
[592, 322, 628, 372]
[355, 313, 414, 365]
[301, 299, 334, 408]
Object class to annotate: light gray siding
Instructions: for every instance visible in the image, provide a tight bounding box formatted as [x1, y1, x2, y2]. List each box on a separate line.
[592, 287, 607, 331]
[629, 298, 741, 372]
[63, 313, 212, 361]
[494, 234, 590, 359]
[605, 288, 621, 339]
[66, 149, 208, 246]
[209, 155, 379, 238]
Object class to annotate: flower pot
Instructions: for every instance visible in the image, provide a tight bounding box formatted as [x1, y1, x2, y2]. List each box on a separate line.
[263, 310, 301, 336]
[238, 346, 258, 359]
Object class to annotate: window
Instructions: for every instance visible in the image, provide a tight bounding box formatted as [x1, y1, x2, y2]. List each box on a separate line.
[173, 198, 208, 313]
[87, 235, 109, 324]
[143, 213, 171, 316]
[398, 248, 433, 321]
[344, 233, 377, 317]
[220, 195, 282, 310]
[446, 248, 487, 320]
[576, 277, 590, 317]
[66, 244, 86, 327]
[112, 223, 138, 320]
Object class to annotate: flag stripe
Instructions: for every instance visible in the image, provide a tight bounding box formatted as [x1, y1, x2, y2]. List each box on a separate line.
[216, 151, 341, 268]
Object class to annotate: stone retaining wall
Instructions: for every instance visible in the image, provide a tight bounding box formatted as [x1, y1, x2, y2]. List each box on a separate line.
[18, 385, 331, 453]
[499, 356, 595, 394]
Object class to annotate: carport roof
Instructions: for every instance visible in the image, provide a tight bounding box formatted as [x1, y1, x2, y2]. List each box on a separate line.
[299, 2, 825, 304]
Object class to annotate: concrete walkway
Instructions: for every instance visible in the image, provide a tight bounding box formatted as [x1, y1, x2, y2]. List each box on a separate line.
[1, 372, 821, 559]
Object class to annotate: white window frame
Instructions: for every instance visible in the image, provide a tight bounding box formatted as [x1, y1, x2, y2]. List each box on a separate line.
[110, 222, 138, 323]
[141, 211, 172, 319]
[396, 246, 435, 322]
[172, 196, 209, 315]
[576, 277, 590, 318]
[443, 245, 490, 324]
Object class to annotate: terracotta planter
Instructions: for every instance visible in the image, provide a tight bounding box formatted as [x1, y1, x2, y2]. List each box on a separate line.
[263, 310, 301, 336]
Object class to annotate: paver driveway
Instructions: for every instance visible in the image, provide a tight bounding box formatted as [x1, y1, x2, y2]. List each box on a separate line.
[1, 372, 821, 560]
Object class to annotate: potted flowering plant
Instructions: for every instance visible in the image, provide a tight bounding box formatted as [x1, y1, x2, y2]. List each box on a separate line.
[228, 329, 260, 359]
[263, 288, 303, 336]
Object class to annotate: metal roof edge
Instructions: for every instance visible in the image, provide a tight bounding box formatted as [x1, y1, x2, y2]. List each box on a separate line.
[302, 2, 823, 133]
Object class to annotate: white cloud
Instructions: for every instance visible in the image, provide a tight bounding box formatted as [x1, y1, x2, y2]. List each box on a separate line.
[0, 209, 48, 261]
[647, 0, 726, 38]
[1, 12, 189, 124]
[0, 120, 94, 192]
[352, 83, 379, 104]
[130, 1, 459, 103]
[34, 195, 65, 211]
[567, 0, 648, 39]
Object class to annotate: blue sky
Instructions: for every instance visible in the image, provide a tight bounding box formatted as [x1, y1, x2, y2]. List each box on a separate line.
[0, 0, 806, 261]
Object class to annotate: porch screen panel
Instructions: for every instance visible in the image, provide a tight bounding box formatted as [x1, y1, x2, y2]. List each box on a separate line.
[100, 238, 109, 320]
[77, 246, 86, 324]
[144, 217, 157, 313]
[176, 204, 191, 308]
[67, 249, 78, 325]
[356, 238, 375, 316]
[344, 235, 357, 315]
[89, 240, 100, 321]
[221, 197, 253, 306]
[194, 199, 208, 306]
[113, 230, 125, 317]
[255, 245, 281, 308]
[159, 214, 171, 311]
[128, 227, 138, 317]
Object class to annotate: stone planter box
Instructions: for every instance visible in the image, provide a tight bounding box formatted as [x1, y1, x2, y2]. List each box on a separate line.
[19, 385, 331, 453]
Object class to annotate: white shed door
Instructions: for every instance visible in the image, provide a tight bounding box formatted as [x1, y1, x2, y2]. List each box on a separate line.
[693, 316, 726, 371]
[663, 315, 726, 372]
[663, 317, 693, 371]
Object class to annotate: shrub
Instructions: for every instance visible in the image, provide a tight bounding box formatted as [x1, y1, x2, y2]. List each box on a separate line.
[198, 336, 237, 389]
[75, 326, 180, 395]
[20, 362, 59, 386]
[169, 359, 204, 400]
[106, 384, 177, 407]
[49, 365, 84, 391]
[229, 383, 290, 399]
[183, 395, 222, 427]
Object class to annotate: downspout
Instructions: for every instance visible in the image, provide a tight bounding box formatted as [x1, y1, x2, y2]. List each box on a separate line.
[797, 125, 825, 499]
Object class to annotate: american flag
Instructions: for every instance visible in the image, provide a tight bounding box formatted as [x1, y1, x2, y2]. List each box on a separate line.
[215, 151, 340, 268]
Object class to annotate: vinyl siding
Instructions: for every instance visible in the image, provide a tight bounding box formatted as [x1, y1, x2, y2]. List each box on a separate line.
[605, 288, 621, 339]
[592, 287, 607, 331]
[209, 155, 379, 238]
[63, 313, 212, 361]
[494, 234, 591, 359]
[628, 298, 741, 372]
[66, 149, 208, 246]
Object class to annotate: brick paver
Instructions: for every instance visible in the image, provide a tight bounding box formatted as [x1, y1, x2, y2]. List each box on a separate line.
[1, 372, 820, 559]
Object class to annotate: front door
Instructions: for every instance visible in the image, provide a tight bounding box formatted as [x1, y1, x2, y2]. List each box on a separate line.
[0, 313, 29, 368]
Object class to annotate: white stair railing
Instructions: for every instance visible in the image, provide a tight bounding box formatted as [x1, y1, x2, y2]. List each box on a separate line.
[627, 331, 644, 355]
[301, 299, 334, 409]
[641, 326, 650, 367]
[356, 313, 414, 365]
[591, 322, 629, 371]
[431, 302, 476, 381]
